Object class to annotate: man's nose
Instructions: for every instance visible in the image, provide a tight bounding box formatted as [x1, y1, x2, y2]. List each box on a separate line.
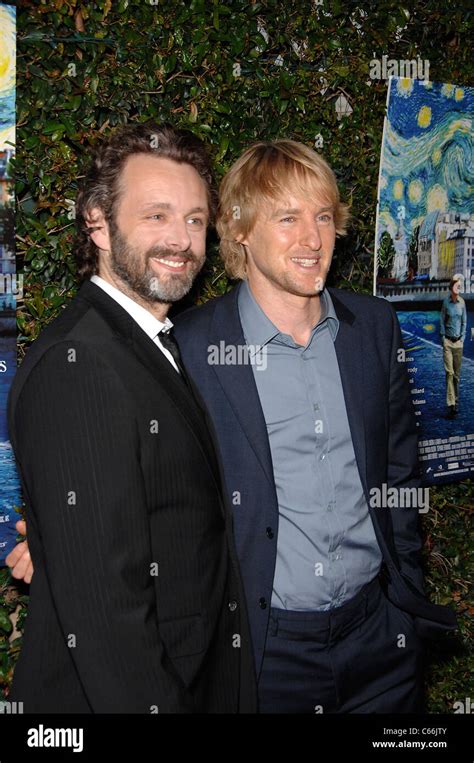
[163, 220, 192, 252]
[300, 221, 322, 250]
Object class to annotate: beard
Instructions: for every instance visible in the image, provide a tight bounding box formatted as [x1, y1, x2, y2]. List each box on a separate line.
[108, 221, 205, 304]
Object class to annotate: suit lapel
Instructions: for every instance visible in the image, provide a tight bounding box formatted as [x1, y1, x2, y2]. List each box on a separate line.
[78, 280, 221, 483]
[329, 289, 369, 499]
[209, 285, 276, 489]
[130, 323, 221, 472]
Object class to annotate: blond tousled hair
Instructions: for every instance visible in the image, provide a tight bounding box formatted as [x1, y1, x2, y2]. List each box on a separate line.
[216, 139, 350, 280]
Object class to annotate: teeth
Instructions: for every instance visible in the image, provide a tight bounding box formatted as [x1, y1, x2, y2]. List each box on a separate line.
[155, 258, 186, 268]
[291, 258, 319, 266]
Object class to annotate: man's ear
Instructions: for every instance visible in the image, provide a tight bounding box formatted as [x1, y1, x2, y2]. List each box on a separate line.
[85, 207, 111, 253]
[235, 232, 249, 248]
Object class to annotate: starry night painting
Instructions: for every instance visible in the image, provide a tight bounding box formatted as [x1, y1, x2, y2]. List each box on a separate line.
[0, 4, 20, 565]
[374, 77, 474, 486]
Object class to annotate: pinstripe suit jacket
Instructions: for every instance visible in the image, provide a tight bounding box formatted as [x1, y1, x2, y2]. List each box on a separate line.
[8, 280, 257, 713]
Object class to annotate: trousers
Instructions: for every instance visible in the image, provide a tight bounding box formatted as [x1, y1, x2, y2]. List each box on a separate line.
[443, 337, 463, 407]
[258, 575, 424, 714]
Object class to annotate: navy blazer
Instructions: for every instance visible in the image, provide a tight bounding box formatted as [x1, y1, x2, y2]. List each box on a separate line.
[175, 283, 458, 678]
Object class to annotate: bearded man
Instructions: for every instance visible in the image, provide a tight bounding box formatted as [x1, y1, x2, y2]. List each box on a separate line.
[6, 122, 256, 714]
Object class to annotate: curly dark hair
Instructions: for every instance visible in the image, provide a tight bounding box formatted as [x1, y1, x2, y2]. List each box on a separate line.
[74, 121, 217, 279]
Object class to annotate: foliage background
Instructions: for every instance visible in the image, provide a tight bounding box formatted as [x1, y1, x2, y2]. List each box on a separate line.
[0, 0, 472, 711]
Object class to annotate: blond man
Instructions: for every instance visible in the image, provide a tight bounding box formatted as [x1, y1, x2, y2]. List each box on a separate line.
[175, 140, 457, 713]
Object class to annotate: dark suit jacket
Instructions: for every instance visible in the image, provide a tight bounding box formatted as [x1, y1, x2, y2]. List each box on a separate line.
[8, 280, 257, 713]
[174, 283, 458, 679]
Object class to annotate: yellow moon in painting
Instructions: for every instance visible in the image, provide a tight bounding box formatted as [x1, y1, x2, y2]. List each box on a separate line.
[417, 105, 432, 128]
[0, 6, 15, 96]
[408, 180, 423, 204]
[427, 184, 448, 212]
[393, 179, 404, 199]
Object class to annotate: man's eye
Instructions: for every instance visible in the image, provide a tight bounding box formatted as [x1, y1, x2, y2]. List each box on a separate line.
[187, 218, 204, 226]
[281, 216, 295, 223]
[318, 214, 333, 223]
[148, 214, 164, 220]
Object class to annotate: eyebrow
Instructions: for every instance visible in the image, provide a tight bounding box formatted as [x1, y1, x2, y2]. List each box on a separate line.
[270, 205, 334, 219]
[139, 202, 208, 216]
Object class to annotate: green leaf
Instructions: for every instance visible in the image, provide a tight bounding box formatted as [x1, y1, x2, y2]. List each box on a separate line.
[0, 609, 12, 636]
[30, 256, 47, 274]
[24, 136, 40, 150]
[216, 136, 230, 161]
[164, 54, 177, 74]
[42, 121, 66, 135]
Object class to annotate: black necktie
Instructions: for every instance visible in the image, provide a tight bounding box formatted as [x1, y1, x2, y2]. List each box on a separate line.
[159, 329, 190, 385]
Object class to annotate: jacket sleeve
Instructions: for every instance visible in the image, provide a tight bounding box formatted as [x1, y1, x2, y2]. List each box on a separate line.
[386, 305, 425, 595]
[11, 340, 194, 713]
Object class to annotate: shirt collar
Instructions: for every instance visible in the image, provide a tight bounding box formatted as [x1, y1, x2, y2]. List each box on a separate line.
[238, 279, 339, 351]
[91, 275, 173, 341]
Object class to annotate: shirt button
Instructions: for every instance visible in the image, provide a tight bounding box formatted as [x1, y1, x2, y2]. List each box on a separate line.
[228, 600, 238, 612]
[320, 453, 326, 461]
[259, 597, 267, 609]
[266, 527, 274, 539]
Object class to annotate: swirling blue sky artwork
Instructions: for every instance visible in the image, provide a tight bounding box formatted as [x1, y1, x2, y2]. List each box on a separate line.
[377, 77, 473, 245]
[0, 4, 16, 150]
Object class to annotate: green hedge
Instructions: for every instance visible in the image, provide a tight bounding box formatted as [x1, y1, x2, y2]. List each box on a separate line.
[1, 0, 472, 711]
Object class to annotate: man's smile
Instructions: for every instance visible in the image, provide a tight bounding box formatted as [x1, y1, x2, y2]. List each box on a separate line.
[149, 255, 191, 273]
[290, 256, 323, 270]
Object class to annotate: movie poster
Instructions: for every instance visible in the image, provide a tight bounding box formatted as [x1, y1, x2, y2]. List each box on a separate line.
[0, 4, 20, 564]
[375, 77, 474, 485]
